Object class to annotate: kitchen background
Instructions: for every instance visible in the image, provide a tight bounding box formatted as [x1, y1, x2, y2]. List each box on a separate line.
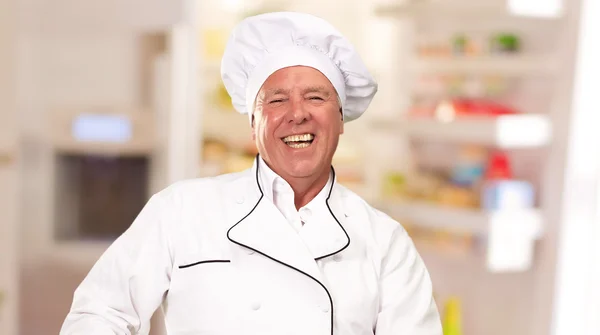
[1, 0, 598, 334]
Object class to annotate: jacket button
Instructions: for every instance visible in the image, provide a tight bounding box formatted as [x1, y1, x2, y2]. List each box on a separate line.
[251, 301, 261, 311]
[321, 305, 330, 313]
[236, 196, 245, 204]
[300, 207, 312, 218]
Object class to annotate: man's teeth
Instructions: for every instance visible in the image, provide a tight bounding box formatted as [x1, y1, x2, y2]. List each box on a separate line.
[282, 133, 314, 149]
[287, 142, 311, 149]
[283, 133, 314, 143]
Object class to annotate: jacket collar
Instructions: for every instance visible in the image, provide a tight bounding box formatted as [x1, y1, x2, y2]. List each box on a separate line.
[226, 155, 350, 281]
[257, 155, 333, 209]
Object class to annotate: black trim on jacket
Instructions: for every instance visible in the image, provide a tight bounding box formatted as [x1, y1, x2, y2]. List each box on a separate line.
[226, 154, 350, 335]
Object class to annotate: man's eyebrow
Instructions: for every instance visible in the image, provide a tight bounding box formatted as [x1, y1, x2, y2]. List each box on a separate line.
[264, 88, 289, 96]
[263, 86, 332, 97]
[303, 86, 331, 96]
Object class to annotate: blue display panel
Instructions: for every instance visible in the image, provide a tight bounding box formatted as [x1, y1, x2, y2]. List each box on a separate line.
[72, 114, 132, 142]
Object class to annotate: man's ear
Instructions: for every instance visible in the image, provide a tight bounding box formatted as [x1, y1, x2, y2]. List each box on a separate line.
[251, 114, 256, 140]
[339, 107, 344, 134]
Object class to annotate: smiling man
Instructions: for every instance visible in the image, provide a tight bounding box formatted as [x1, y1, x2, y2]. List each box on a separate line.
[60, 12, 442, 335]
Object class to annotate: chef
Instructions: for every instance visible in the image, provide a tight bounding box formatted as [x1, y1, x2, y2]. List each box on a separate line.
[60, 11, 442, 335]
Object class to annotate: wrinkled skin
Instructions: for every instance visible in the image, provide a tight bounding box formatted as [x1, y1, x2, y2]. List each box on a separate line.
[252, 66, 343, 208]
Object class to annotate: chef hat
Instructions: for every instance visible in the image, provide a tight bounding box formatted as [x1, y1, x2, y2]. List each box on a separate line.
[220, 11, 378, 123]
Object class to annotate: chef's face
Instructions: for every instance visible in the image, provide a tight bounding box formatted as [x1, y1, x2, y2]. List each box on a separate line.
[252, 66, 343, 181]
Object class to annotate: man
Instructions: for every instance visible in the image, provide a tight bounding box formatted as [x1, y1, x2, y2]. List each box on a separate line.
[61, 12, 442, 335]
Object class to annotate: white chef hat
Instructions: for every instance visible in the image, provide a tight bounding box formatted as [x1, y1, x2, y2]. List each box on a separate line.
[220, 11, 378, 123]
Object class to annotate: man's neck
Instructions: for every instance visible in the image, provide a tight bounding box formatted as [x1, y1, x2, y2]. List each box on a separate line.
[286, 169, 331, 210]
[257, 157, 332, 210]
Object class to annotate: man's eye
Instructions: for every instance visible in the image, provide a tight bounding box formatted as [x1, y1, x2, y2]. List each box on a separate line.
[269, 99, 284, 104]
[309, 96, 324, 101]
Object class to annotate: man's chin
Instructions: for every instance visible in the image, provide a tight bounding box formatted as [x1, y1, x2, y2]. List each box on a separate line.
[282, 160, 325, 179]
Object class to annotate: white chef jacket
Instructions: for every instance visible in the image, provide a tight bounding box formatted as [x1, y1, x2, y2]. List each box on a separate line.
[60, 157, 442, 335]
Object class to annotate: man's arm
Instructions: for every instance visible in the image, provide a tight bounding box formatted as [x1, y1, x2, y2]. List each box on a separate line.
[60, 190, 175, 335]
[375, 225, 443, 334]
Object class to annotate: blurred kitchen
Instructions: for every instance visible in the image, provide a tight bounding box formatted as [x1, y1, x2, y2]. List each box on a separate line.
[1, 0, 599, 334]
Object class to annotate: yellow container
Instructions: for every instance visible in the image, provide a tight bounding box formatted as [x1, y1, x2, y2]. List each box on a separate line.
[443, 297, 463, 335]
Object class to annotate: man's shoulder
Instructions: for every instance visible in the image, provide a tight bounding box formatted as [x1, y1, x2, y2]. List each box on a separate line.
[336, 184, 403, 233]
[336, 185, 409, 258]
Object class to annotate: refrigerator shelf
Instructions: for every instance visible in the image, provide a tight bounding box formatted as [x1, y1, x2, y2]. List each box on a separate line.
[374, 0, 561, 21]
[370, 114, 552, 148]
[377, 199, 543, 238]
[409, 55, 557, 76]
[376, 199, 543, 272]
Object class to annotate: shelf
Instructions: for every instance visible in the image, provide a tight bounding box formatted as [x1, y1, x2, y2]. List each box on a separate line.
[377, 199, 543, 271]
[409, 55, 557, 76]
[374, 0, 561, 21]
[371, 114, 552, 148]
[377, 200, 543, 238]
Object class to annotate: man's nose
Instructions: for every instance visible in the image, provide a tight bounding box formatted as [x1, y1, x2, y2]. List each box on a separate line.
[288, 99, 310, 124]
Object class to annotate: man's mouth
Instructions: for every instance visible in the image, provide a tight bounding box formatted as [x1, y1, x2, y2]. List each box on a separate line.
[282, 133, 315, 149]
